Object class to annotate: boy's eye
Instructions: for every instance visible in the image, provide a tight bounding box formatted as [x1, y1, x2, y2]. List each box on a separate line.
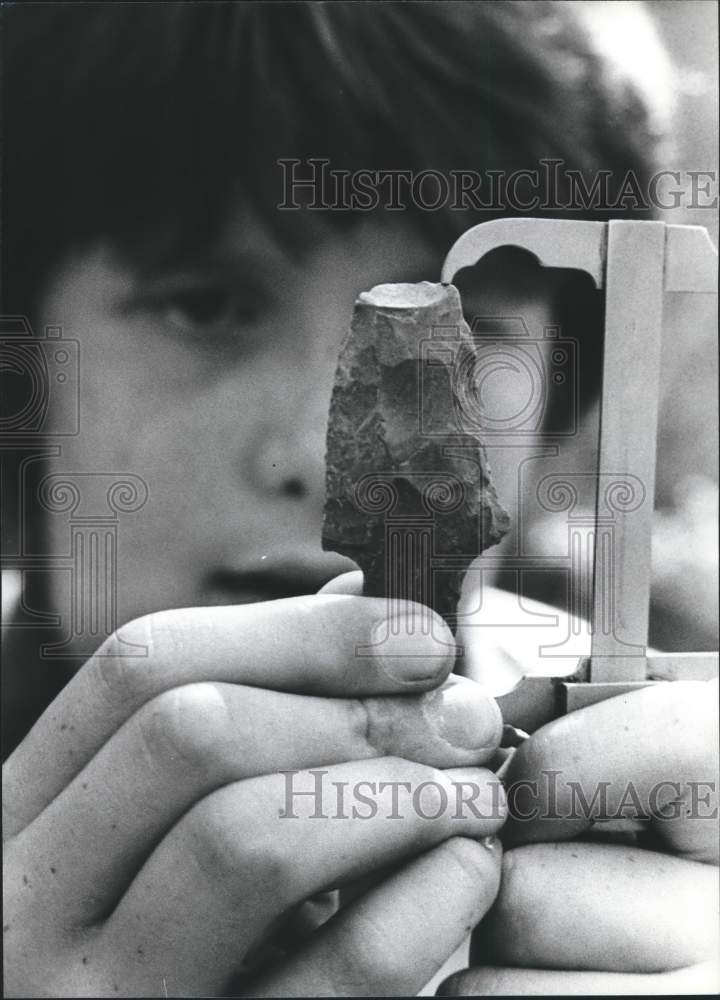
[158, 284, 264, 343]
[162, 286, 244, 333]
[124, 274, 269, 350]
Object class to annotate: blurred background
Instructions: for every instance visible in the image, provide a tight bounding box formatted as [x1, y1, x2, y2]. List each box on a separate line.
[520, 1, 719, 653]
[648, 0, 718, 650]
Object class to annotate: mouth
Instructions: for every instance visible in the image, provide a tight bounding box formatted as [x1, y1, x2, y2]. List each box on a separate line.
[205, 550, 359, 604]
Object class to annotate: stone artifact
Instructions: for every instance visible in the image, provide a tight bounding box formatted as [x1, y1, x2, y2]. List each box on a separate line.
[322, 281, 510, 629]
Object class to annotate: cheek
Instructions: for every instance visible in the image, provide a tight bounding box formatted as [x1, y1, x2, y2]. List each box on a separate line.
[44, 312, 246, 479]
[81, 344, 313, 548]
[39, 347, 267, 623]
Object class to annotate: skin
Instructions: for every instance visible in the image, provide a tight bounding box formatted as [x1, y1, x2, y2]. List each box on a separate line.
[440, 683, 720, 995]
[3, 211, 719, 996]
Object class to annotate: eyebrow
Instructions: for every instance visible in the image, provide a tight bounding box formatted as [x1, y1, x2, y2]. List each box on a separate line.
[129, 244, 287, 289]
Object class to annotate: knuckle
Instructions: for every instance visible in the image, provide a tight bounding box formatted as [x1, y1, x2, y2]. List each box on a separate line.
[184, 792, 295, 905]
[279, 596, 345, 684]
[133, 683, 230, 775]
[241, 834, 297, 904]
[182, 797, 243, 890]
[90, 612, 159, 709]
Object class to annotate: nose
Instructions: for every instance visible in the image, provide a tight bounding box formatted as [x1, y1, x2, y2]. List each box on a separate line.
[240, 242, 366, 504]
[251, 421, 327, 500]
[243, 344, 333, 503]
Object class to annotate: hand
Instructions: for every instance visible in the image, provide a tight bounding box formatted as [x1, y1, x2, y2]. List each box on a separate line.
[3, 580, 506, 997]
[439, 679, 720, 995]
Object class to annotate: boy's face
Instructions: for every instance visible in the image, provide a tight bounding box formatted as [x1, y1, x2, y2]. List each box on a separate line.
[37, 209, 555, 651]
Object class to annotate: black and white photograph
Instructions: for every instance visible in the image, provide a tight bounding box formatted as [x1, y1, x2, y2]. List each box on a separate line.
[1, 1, 718, 996]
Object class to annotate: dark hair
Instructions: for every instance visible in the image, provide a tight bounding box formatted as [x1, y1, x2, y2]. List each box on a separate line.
[0, 2, 673, 755]
[2, 0, 665, 310]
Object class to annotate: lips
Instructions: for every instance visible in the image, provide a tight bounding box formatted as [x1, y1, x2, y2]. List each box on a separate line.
[205, 549, 359, 604]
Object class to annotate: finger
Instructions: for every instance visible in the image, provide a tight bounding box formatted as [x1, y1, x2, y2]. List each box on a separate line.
[5, 594, 457, 836]
[474, 843, 718, 974]
[318, 570, 364, 595]
[503, 679, 719, 859]
[244, 836, 502, 997]
[234, 892, 342, 981]
[266, 891, 340, 959]
[439, 961, 720, 996]
[20, 676, 502, 923]
[103, 760, 506, 995]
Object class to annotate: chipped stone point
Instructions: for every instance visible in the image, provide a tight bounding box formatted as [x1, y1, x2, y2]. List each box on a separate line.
[322, 281, 510, 627]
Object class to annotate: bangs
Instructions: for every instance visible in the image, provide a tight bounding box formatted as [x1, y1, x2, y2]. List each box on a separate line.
[3, 2, 662, 299]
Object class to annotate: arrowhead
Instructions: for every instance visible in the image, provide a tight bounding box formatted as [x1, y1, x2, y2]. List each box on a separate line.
[322, 281, 510, 626]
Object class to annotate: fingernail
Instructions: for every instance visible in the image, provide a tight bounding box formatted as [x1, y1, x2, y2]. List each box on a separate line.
[372, 613, 456, 683]
[424, 677, 503, 750]
[480, 835, 498, 850]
